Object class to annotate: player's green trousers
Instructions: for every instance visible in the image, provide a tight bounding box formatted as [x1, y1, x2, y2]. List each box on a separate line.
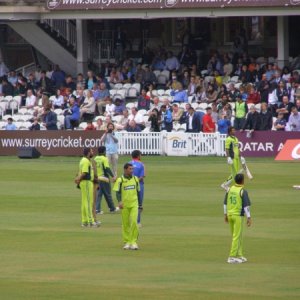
[228, 215, 244, 257]
[122, 206, 139, 244]
[227, 158, 241, 182]
[80, 180, 94, 224]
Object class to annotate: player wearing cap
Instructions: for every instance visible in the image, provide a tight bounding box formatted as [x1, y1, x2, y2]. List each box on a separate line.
[129, 150, 145, 227]
[224, 173, 252, 264]
[75, 148, 98, 227]
[113, 163, 140, 250]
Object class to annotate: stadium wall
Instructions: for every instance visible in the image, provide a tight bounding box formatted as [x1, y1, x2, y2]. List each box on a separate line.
[0, 131, 299, 157]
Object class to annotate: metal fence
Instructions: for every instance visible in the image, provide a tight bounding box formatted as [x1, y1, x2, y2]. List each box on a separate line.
[117, 132, 227, 156]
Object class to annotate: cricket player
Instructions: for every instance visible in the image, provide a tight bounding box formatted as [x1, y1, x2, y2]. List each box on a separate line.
[221, 126, 245, 191]
[224, 173, 252, 264]
[129, 150, 145, 227]
[94, 146, 118, 214]
[91, 158, 101, 225]
[113, 163, 140, 250]
[75, 148, 98, 227]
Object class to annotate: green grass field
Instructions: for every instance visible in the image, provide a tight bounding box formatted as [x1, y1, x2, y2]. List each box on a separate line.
[0, 155, 299, 300]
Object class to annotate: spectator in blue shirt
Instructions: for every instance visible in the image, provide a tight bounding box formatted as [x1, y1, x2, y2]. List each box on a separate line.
[5, 118, 17, 130]
[218, 114, 231, 134]
[171, 82, 188, 103]
[64, 96, 80, 129]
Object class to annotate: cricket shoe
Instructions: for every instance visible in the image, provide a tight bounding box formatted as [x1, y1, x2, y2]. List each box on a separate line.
[227, 257, 243, 264]
[221, 183, 230, 192]
[96, 210, 104, 215]
[138, 223, 142, 228]
[95, 220, 101, 225]
[81, 223, 88, 227]
[238, 256, 247, 263]
[123, 243, 131, 250]
[130, 243, 139, 250]
[89, 222, 100, 228]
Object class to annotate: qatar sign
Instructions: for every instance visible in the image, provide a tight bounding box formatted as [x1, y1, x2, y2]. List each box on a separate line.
[46, 0, 297, 10]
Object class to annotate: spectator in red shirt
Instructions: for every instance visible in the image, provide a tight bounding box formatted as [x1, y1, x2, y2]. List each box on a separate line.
[247, 85, 261, 104]
[85, 121, 96, 131]
[202, 107, 216, 133]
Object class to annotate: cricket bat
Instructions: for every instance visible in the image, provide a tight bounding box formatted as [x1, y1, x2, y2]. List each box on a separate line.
[242, 161, 253, 180]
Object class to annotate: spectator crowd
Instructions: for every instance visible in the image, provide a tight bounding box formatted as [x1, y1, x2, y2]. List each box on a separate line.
[1, 47, 300, 133]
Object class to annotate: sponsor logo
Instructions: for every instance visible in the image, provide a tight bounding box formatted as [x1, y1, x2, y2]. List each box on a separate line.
[291, 143, 300, 159]
[165, 0, 178, 8]
[124, 185, 136, 190]
[275, 140, 300, 161]
[47, 0, 61, 10]
[168, 136, 187, 149]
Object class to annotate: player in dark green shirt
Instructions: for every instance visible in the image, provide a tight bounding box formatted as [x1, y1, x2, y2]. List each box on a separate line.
[224, 173, 252, 264]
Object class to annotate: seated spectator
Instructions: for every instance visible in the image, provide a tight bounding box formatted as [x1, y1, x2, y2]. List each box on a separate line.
[172, 103, 183, 124]
[202, 107, 216, 133]
[259, 102, 273, 130]
[276, 95, 293, 122]
[166, 71, 179, 90]
[5, 117, 17, 130]
[216, 84, 228, 103]
[274, 112, 286, 131]
[218, 102, 232, 120]
[95, 118, 106, 130]
[205, 84, 218, 103]
[126, 120, 141, 132]
[217, 113, 231, 134]
[288, 106, 300, 131]
[42, 105, 58, 130]
[64, 96, 80, 130]
[52, 89, 64, 109]
[76, 73, 86, 88]
[25, 89, 37, 109]
[114, 98, 125, 115]
[80, 90, 96, 119]
[160, 104, 173, 132]
[257, 74, 270, 103]
[171, 82, 188, 103]
[96, 82, 110, 115]
[29, 117, 41, 131]
[180, 69, 190, 89]
[227, 83, 239, 102]
[1, 77, 14, 96]
[85, 121, 96, 131]
[241, 105, 261, 132]
[134, 63, 145, 83]
[187, 75, 197, 97]
[165, 51, 180, 71]
[186, 107, 201, 132]
[75, 86, 85, 106]
[109, 67, 121, 84]
[281, 66, 291, 83]
[149, 96, 161, 112]
[7, 70, 17, 87]
[239, 64, 251, 83]
[62, 88, 73, 109]
[148, 108, 160, 132]
[104, 97, 116, 116]
[247, 85, 261, 104]
[128, 107, 145, 129]
[137, 88, 151, 111]
[116, 109, 129, 130]
[65, 75, 76, 91]
[142, 65, 157, 87]
[295, 99, 300, 112]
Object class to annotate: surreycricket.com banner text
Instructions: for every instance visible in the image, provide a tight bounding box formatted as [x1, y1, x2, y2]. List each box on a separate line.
[46, 0, 295, 10]
[0, 131, 104, 156]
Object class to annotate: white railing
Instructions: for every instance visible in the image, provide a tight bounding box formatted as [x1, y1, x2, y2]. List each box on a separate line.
[40, 19, 77, 50]
[118, 132, 163, 155]
[117, 132, 226, 156]
[15, 62, 36, 77]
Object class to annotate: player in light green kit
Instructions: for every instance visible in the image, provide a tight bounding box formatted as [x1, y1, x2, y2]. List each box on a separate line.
[113, 163, 140, 250]
[224, 173, 252, 264]
[221, 126, 246, 191]
[75, 148, 98, 228]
